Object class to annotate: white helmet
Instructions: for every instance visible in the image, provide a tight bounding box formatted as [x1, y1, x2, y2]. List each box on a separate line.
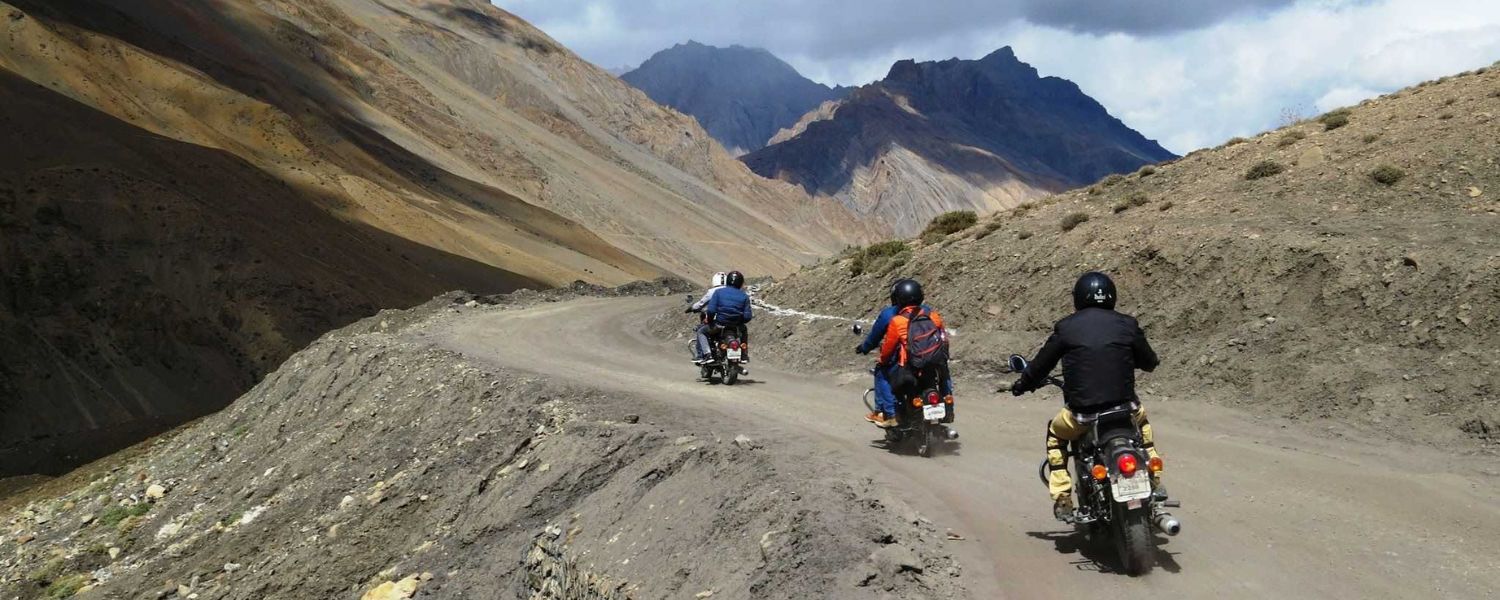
[711, 272, 727, 287]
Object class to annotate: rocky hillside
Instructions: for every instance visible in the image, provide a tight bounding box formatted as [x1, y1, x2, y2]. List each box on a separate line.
[0, 290, 960, 600]
[0, 0, 877, 476]
[623, 42, 849, 154]
[763, 65, 1500, 451]
[743, 48, 1177, 235]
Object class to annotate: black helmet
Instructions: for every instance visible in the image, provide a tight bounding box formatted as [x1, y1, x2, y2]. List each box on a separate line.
[725, 271, 745, 289]
[1072, 271, 1117, 310]
[889, 279, 924, 307]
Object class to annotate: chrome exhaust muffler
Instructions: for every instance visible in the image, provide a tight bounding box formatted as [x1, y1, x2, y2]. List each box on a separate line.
[944, 427, 959, 440]
[1153, 512, 1181, 536]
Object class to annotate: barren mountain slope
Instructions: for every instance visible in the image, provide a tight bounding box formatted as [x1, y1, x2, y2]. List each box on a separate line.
[0, 0, 874, 476]
[744, 48, 1176, 235]
[764, 66, 1500, 450]
[622, 42, 850, 154]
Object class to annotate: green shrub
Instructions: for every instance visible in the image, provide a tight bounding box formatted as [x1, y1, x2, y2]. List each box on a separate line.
[848, 241, 911, 276]
[922, 210, 978, 237]
[1087, 185, 1102, 195]
[1137, 165, 1157, 178]
[1060, 212, 1090, 232]
[97, 502, 151, 528]
[1245, 160, 1285, 180]
[1101, 173, 1125, 187]
[1128, 191, 1150, 207]
[1319, 108, 1351, 130]
[1224, 136, 1248, 146]
[47, 573, 90, 599]
[974, 221, 1003, 240]
[1370, 164, 1405, 185]
[1362, 133, 1380, 143]
[1013, 202, 1036, 216]
[1276, 130, 1307, 148]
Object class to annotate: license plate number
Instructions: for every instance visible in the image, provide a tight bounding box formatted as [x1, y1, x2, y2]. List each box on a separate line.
[922, 404, 946, 421]
[1113, 474, 1152, 502]
[726, 349, 741, 360]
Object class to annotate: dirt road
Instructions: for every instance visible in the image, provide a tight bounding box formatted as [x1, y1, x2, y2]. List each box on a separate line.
[438, 296, 1500, 599]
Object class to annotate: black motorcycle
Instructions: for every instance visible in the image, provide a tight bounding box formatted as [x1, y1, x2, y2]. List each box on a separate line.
[854, 324, 957, 457]
[1007, 354, 1182, 575]
[686, 307, 746, 385]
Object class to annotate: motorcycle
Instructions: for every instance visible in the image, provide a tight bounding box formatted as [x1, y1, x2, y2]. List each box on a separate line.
[686, 306, 747, 385]
[1006, 354, 1182, 576]
[854, 324, 958, 457]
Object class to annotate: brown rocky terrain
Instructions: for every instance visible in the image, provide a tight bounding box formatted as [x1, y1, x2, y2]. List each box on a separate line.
[0, 288, 963, 600]
[762, 64, 1500, 451]
[0, 0, 876, 476]
[743, 48, 1176, 235]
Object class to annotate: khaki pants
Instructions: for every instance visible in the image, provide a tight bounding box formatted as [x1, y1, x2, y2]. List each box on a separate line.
[1046, 406, 1161, 502]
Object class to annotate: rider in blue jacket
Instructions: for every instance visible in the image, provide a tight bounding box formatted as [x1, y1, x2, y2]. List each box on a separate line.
[856, 279, 953, 425]
[701, 271, 752, 365]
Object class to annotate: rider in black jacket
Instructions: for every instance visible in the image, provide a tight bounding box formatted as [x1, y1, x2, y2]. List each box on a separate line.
[1011, 272, 1165, 520]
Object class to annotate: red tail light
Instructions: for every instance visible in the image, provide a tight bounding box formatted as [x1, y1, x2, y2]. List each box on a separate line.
[728, 340, 741, 350]
[926, 391, 941, 405]
[1117, 454, 1139, 478]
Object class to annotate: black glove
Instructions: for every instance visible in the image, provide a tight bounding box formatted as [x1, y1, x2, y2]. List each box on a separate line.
[1010, 377, 1029, 397]
[684, 307, 696, 314]
[854, 344, 867, 355]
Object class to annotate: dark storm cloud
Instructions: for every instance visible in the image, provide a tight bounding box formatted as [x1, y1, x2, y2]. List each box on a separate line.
[1017, 0, 1297, 35]
[501, 0, 1296, 67]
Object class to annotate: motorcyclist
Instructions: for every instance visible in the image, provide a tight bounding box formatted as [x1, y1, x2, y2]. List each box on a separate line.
[702, 271, 753, 370]
[1010, 272, 1164, 520]
[857, 279, 953, 428]
[686, 272, 727, 364]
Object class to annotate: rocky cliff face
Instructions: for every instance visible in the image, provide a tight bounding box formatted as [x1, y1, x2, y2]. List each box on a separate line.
[743, 47, 1177, 234]
[623, 42, 850, 154]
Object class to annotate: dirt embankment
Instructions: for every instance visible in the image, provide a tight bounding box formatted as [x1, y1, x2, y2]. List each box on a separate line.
[1, 289, 963, 600]
[753, 66, 1500, 453]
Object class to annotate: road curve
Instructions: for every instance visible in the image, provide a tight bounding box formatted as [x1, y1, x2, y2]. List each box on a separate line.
[437, 296, 1500, 599]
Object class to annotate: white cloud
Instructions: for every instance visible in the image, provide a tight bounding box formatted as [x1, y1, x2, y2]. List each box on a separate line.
[502, 0, 1500, 154]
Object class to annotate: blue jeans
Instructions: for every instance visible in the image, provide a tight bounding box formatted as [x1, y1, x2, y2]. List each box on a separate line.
[693, 324, 711, 360]
[873, 366, 953, 416]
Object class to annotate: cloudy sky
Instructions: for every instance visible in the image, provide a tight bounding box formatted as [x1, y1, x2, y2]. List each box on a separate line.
[500, 0, 1500, 153]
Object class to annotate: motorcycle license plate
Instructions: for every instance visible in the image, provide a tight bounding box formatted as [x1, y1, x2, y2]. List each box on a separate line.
[1112, 474, 1152, 502]
[922, 404, 946, 422]
[726, 349, 742, 360]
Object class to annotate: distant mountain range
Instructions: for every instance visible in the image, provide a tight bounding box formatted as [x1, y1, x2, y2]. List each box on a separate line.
[622, 42, 1176, 235]
[743, 47, 1178, 234]
[623, 41, 850, 154]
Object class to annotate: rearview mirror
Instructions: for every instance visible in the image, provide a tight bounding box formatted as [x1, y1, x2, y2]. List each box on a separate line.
[1008, 354, 1028, 373]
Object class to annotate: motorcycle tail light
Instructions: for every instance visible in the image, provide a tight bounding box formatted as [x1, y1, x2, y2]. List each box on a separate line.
[944, 394, 954, 405]
[728, 340, 741, 350]
[911, 397, 923, 408]
[1148, 456, 1163, 473]
[1117, 454, 1139, 478]
[1091, 464, 1108, 480]
[926, 392, 940, 405]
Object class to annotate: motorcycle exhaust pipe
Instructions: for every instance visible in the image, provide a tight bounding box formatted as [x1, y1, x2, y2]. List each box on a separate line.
[1153, 512, 1181, 536]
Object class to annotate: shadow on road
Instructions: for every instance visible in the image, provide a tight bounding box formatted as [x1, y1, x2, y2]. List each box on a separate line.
[1026, 528, 1182, 575]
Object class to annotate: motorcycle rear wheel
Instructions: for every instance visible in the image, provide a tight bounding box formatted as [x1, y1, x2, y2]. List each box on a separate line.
[1114, 507, 1155, 576]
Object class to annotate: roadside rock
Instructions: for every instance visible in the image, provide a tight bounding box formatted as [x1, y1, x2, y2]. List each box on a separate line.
[360, 575, 420, 600]
[870, 544, 924, 575]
